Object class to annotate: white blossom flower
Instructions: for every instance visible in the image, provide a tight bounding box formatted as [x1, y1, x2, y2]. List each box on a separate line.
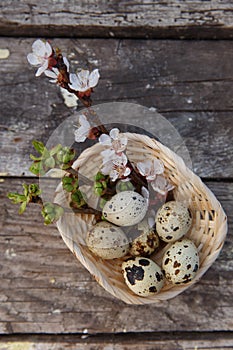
[44, 57, 70, 84]
[151, 174, 174, 195]
[44, 68, 60, 83]
[74, 115, 91, 142]
[69, 69, 100, 93]
[101, 153, 131, 182]
[27, 39, 53, 77]
[99, 128, 127, 155]
[137, 159, 164, 181]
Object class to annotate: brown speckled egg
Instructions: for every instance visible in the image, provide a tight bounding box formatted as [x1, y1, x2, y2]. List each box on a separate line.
[129, 229, 159, 257]
[155, 201, 192, 242]
[102, 191, 148, 227]
[122, 257, 164, 296]
[162, 238, 199, 285]
[86, 221, 129, 259]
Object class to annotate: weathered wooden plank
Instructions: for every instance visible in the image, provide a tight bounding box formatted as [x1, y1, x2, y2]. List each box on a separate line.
[0, 1, 233, 39]
[0, 177, 232, 334]
[0, 38, 232, 177]
[0, 332, 233, 350]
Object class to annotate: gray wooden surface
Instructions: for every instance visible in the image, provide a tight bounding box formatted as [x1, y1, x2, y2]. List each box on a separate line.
[0, 1, 233, 349]
[0, 0, 233, 39]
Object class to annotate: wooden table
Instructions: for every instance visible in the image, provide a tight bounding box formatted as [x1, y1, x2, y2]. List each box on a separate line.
[0, 1, 233, 349]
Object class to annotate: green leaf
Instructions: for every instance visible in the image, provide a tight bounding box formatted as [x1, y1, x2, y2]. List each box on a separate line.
[19, 201, 27, 214]
[41, 202, 64, 225]
[30, 154, 42, 161]
[7, 192, 26, 204]
[71, 190, 86, 207]
[94, 172, 106, 181]
[63, 183, 74, 192]
[94, 187, 103, 196]
[94, 181, 102, 189]
[62, 176, 73, 185]
[50, 144, 62, 156]
[44, 156, 56, 169]
[23, 184, 29, 197]
[29, 161, 42, 175]
[29, 184, 41, 196]
[32, 140, 45, 154]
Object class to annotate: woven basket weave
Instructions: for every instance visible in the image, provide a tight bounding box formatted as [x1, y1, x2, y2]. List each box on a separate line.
[55, 133, 227, 304]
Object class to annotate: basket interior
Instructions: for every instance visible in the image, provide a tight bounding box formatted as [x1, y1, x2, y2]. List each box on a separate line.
[55, 133, 227, 304]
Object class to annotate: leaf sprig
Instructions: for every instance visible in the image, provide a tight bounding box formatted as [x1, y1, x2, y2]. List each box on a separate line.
[29, 140, 75, 176]
[8, 183, 41, 214]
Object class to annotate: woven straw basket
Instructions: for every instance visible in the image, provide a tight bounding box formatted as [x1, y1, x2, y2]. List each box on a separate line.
[54, 133, 227, 304]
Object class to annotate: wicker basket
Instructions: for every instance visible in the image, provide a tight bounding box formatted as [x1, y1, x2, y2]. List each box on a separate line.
[54, 133, 227, 304]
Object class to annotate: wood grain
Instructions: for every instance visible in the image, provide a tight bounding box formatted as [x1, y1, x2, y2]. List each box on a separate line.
[0, 38, 232, 177]
[1, 332, 233, 350]
[0, 0, 233, 39]
[0, 177, 232, 334]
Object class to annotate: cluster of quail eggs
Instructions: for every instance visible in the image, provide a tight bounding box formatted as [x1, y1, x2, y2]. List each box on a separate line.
[85, 189, 199, 297]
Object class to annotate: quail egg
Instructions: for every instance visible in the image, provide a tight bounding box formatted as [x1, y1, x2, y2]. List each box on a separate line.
[155, 201, 192, 242]
[102, 191, 148, 227]
[162, 238, 199, 285]
[129, 222, 159, 257]
[122, 257, 164, 296]
[86, 221, 129, 259]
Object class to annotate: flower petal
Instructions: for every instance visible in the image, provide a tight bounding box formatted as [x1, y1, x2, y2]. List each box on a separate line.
[88, 69, 100, 88]
[101, 149, 116, 162]
[79, 114, 90, 128]
[45, 41, 52, 57]
[35, 62, 48, 77]
[44, 69, 57, 79]
[109, 128, 119, 140]
[141, 186, 150, 200]
[153, 159, 164, 174]
[109, 169, 119, 182]
[123, 167, 131, 177]
[137, 160, 150, 177]
[101, 161, 113, 175]
[99, 134, 112, 146]
[32, 39, 46, 56]
[74, 126, 88, 142]
[69, 73, 80, 90]
[63, 56, 70, 71]
[78, 69, 89, 82]
[27, 53, 41, 66]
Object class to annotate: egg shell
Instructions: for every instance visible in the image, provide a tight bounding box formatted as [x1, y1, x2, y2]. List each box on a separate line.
[86, 221, 129, 259]
[162, 238, 199, 285]
[129, 229, 159, 257]
[122, 257, 164, 296]
[155, 201, 192, 242]
[102, 191, 148, 227]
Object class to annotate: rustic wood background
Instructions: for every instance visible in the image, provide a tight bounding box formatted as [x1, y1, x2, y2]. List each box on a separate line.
[0, 1, 233, 349]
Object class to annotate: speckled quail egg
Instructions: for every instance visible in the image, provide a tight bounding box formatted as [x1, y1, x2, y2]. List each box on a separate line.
[122, 257, 164, 296]
[162, 238, 199, 285]
[86, 221, 129, 259]
[129, 226, 159, 257]
[102, 191, 148, 227]
[155, 201, 192, 242]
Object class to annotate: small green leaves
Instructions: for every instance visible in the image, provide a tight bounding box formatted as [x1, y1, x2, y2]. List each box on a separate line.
[29, 140, 76, 176]
[8, 183, 41, 214]
[56, 147, 75, 169]
[94, 172, 109, 196]
[62, 175, 79, 192]
[70, 190, 86, 209]
[116, 180, 135, 192]
[41, 202, 64, 225]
